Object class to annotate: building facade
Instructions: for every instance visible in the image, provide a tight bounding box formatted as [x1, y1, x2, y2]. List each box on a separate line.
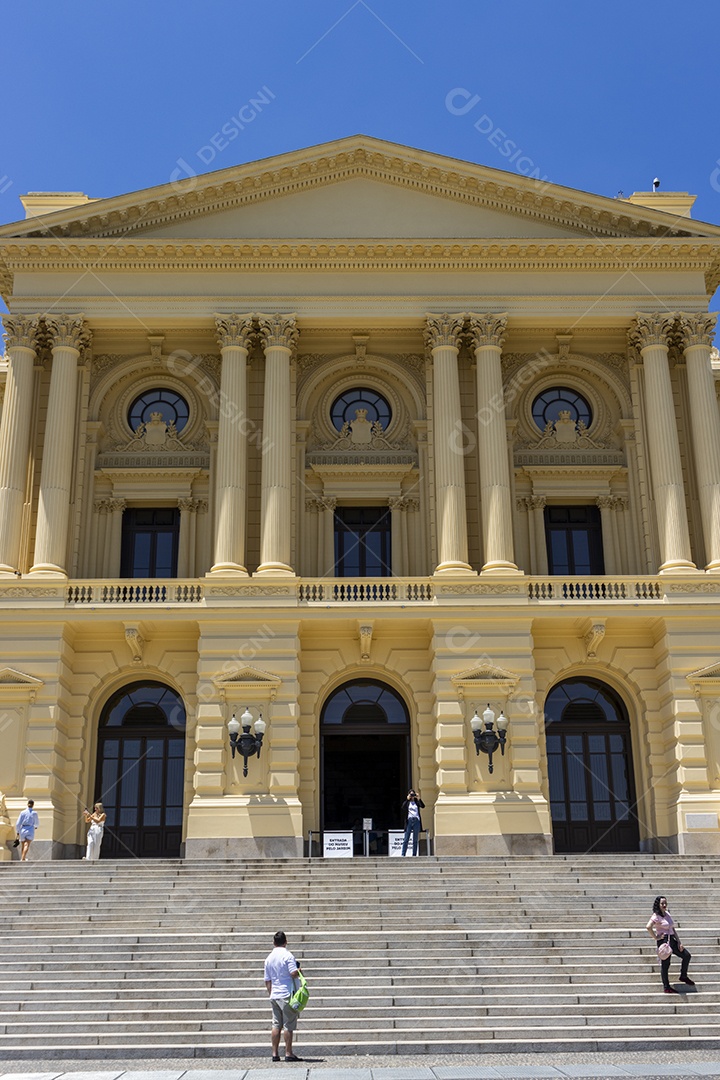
[1, 136, 720, 860]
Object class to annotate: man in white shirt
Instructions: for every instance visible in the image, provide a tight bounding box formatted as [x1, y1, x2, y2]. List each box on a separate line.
[263, 930, 301, 1062]
[15, 799, 39, 862]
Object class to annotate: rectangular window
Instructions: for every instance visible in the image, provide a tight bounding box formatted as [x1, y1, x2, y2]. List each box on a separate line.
[544, 505, 604, 575]
[121, 508, 180, 579]
[334, 506, 392, 577]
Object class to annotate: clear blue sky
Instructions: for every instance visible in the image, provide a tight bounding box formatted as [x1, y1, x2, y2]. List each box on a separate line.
[2, 0, 720, 310]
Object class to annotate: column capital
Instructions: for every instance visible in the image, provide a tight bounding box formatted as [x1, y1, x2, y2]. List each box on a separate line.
[676, 312, 718, 350]
[108, 498, 127, 513]
[45, 314, 91, 353]
[424, 313, 465, 350]
[467, 312, 508, 350]
[596, 495, 614, 510]
[214, 313, 255, 350]
[320, 496, 337, 513]
[257, 313, 299, 352]
[628, 312, 675, 351]
[178, 497, 199, 513]
[3, 314, 41, 351]
[529, 495, 546, 510]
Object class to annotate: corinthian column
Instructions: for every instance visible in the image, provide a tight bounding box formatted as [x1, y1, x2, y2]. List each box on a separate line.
[628, 314, 695, 572]
[0, 316, 40, 575]
[209, 314, 254, 575]
[256, 314, 298, 575]
[467, 313, 519, 573]
[30, 315, 91, 576]
[678, 312, 720, 570]
[425, 314, 474, 574]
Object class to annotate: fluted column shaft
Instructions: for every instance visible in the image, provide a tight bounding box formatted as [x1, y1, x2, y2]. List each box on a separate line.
[257, 314, 298, 575]
[425, 314, 473, 574]
[468, 313, 518, 573]
[30, 316, 90, 576]
[629, 314, 695, 572]
[596, 496, 617, 575]
[0, 316, 40, 575]
[210, 315, 254, 575]
[679, 313, 720, 570]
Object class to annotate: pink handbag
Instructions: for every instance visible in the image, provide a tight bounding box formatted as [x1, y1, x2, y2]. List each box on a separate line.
[657, 941, 672, 960]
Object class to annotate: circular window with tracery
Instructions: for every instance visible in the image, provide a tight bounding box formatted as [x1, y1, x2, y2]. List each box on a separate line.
[330, 388, 392, 432]
[532, 387, 592, 432]
[129, 389, 190, 433]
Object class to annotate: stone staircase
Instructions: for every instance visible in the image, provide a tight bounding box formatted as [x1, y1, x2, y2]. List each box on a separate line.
[0, 854, 719, 1060]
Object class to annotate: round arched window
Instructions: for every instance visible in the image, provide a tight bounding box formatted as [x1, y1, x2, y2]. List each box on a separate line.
[129, 389, 189, 433]
[532, 387, 592, 432]
[321, 679, 409, 727]
[330, 388, 392, 432]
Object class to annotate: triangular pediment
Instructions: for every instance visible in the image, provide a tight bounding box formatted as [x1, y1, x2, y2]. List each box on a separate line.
[0, 667, 43, 698]
[2, 135, 717, 243]
[687, 663, 720, 691]
[213, 666, 281, 700]
[451, 663, 520, 700]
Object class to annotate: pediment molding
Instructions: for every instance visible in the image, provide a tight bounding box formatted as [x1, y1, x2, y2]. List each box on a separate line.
[2, 139, 712, 243]
[452, 663, 520, 700]
[0, 667, 43, 701]
[213, 666, 282, 702]
[687, 662, 720, 695]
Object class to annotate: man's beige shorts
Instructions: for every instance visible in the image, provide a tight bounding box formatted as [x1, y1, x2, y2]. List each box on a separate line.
[271, 997, 298, 1031]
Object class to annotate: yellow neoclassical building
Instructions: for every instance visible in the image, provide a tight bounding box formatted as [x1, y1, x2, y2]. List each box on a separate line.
[1, 135, 720, 861]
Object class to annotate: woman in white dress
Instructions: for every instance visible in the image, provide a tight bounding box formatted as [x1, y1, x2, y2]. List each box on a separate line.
[83, 802, 106, 861]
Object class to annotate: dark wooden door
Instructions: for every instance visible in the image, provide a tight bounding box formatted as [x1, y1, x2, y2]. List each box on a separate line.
[546, 729, 640, 852]
[95, 681, 186, 858]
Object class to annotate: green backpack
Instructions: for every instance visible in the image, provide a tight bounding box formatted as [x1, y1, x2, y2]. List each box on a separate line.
[288, 970, 309, 1012]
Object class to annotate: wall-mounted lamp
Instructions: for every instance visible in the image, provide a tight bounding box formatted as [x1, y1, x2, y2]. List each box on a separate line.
[470, 703, 508, 774]
[228, 705, 266, 777]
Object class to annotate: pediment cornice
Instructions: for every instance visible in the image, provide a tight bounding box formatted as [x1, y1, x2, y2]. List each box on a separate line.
[2, 138, 718, 244]
[2, 238, 719, 295]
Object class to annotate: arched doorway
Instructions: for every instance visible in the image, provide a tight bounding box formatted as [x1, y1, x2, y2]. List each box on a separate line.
[545, 677, 639, 853]
[321, 679, 410, 850]
[94, 681, 186, 858]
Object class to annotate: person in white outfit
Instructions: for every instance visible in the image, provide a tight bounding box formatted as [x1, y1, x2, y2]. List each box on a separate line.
[83, 802, 106, 860]
[15, 799, 39, 861]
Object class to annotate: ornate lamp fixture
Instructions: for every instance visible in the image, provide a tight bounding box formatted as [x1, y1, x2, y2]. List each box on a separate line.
[228, 705, 266, 777]
[470, 703, 508, 774]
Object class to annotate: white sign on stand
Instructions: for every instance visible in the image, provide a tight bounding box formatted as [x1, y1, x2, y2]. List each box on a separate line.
[323, 831, 354, 857]
[362, 818, 373, 831]
[388, 830, 406, 856]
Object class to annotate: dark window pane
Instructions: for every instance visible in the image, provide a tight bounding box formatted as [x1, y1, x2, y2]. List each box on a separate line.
[594, 802, 612, 821]
[570, 801, 589, 821]
[611, 754, 629, 802]
[143, 807, 161, 826]
[589, 753, 609, 800]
